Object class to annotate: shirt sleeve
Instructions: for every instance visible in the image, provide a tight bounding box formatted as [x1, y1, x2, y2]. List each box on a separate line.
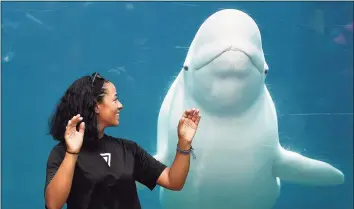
[44, 143, 66, 194]
[133, 142, 168, 191]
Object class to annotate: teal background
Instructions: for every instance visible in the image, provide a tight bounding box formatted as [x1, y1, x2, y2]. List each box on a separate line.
[1, 2, 353, 209]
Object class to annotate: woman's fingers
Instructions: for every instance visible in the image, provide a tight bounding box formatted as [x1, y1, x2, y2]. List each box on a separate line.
[183, 109, 200, 120]
[66, 114, 82, 130]
[191, 112, 198, 121]
[78, 121, 85, 134]
[71, 114, 82, 126]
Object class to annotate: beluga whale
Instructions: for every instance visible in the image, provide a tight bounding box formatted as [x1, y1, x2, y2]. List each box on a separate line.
[154, 9, 344, 209]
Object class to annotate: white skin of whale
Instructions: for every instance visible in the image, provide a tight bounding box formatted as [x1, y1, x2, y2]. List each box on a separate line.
[152, 9, 345, 209]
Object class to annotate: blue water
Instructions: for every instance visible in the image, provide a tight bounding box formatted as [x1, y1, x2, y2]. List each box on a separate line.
[1, 2, 353, 209]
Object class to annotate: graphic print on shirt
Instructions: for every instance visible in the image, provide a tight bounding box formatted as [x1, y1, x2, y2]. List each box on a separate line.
[100, 153, 111, 167]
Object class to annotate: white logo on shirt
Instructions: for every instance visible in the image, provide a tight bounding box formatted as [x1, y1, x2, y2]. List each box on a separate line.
[100, 153, 111, 167]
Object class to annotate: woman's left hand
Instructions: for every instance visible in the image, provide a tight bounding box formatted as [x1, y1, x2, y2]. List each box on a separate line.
[177, 108, 201, 147]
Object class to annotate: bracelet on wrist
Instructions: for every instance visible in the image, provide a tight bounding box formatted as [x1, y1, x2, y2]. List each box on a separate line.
[176, 145, 196, 160]
[66, 150, 80, 155]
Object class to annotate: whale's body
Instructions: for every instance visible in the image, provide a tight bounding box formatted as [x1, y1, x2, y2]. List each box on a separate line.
[154, 9, 344, 209]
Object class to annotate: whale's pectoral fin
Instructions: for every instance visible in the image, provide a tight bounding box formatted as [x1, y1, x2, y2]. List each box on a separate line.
[273, 146, 344, 186]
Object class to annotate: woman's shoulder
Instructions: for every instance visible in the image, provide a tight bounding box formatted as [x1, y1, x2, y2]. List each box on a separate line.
[46, 141, 67, 162]
[50, 141, 66, 153]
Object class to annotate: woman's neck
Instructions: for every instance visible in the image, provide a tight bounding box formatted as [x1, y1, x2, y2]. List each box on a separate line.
[98, 124, 105, 139]
[98, 132, 104, 139]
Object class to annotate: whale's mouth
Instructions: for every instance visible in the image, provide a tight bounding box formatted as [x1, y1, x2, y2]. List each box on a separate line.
[198, 48, 258, 74]
[188, 42, 263, 74]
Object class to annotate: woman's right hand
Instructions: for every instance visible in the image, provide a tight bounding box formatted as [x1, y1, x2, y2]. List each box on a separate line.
[64, 114, 85, 154]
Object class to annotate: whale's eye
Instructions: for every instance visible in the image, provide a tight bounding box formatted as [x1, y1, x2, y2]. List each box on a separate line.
[183, 66, 189, 71]
[264, 69, 268, 75]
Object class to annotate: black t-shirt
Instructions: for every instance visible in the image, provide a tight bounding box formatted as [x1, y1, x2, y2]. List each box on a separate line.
[44, 134, 167, 209]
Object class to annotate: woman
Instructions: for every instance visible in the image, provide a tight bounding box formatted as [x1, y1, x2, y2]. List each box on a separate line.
[45, 72, 201, 209]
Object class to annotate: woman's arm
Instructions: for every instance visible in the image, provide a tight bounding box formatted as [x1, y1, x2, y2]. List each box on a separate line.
[157, 109, 200, 190]
[45, 149, 77, 209]
[157, 141, 192, 191]
[136, 109, 200, 191]
[45, 114, 85, 209]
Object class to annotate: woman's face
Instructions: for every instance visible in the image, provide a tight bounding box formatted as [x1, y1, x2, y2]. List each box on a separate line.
[96, 82, 123, 127]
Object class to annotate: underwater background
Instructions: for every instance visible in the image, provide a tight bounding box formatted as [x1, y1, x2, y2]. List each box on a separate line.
[1, 1, 353, 209]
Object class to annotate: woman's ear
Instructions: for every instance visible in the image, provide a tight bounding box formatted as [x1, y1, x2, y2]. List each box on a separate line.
[95, 105, 100, 114]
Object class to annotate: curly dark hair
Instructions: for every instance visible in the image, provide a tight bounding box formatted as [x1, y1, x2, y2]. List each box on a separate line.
[48, 72, 109, 149]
